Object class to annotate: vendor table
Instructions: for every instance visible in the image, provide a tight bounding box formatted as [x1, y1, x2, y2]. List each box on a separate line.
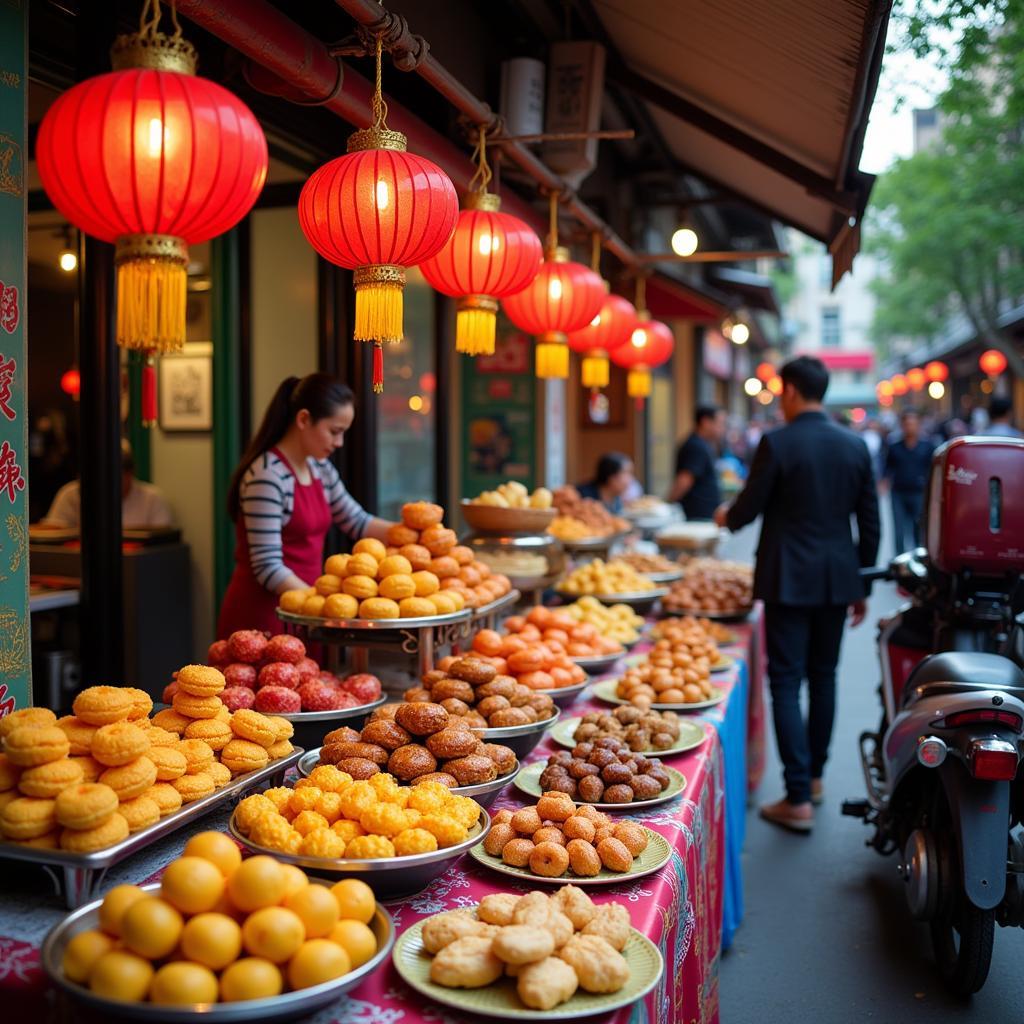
[0, 635, 758, 1024]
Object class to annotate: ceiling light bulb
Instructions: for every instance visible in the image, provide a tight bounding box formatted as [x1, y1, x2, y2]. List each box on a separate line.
[928, 381, 945, 399]
[730, 322, 750, 345]
[58, 250, 77, 272]
[671, 227, 698, 257]
[743, 377, 762, 396]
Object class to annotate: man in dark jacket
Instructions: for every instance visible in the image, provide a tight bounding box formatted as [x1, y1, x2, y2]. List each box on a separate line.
[715, 356, 880, 832]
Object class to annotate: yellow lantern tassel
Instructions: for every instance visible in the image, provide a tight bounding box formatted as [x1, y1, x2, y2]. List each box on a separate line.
[115, 236, 188, 353]
[456, 307, 497, 356]
[354, 265, 405, 343]
[582, 352, 609, 389]
[627, 368, 651, 398]
[536, 337, 569, 379]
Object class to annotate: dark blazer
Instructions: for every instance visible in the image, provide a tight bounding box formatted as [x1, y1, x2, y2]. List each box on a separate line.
[726, 411, 880, 606]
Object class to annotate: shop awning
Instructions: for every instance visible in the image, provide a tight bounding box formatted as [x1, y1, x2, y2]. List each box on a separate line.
[802, 349, 875, 371]
[709, 268, 781, 318]
[646, 275, 729, 322]
[592, 0, 889, 284]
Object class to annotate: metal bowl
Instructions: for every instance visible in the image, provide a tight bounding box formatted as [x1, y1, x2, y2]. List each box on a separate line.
[571, 651, 625, 676]
[460, 500, 557, 534]
[276, 695, 388, 750]
[231, 808, 491, 901]
[41, 881, 395, 1022]
[477, 709, 560, 760]
[545, 680, 590, 710]
[296, 748, 519, 809]
[557, 587, 667, 614]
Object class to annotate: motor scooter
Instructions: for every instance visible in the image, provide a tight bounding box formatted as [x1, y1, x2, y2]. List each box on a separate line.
[843, 436, 1024, 995]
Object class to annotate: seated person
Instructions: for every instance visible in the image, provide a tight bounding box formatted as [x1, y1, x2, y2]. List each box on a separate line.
[41, 439, 174, 530]
[577, 452, 635, 515]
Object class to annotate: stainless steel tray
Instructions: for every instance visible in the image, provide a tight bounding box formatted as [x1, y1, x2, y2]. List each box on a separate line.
[559, 529, 632, 552]
[643, 568, 685, 584]
[557, 587, 668, 610]
[545, 679, 590, 709]
[0, 748, 303, 908]
[276, 695, 387, 726]
[470, 589, 521, 621]
[296, 747, 519, 808]
[661, 605, 753, 621]
[278, 607, 471, 631]
[477, 709, 560, 760]
[571, 651, 625, 675]
[41, 881, 395, 1022]
[231, 808, 491, 900]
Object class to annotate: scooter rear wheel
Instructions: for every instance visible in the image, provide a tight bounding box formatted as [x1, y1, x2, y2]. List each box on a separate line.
[929, 787, 995, 996]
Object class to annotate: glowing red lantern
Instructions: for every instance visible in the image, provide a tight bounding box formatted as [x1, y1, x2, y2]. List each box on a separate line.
[60, 368, 80, 398]
[419, 192, 542, 357]
[610, 314, 674, 402]
[36, 20, 267, 356]
[891, 373, 909, 396]
[767, 375, 784, 396]
[299, 40, 458, 391]
[566, 291, 637, 390]
[755, 361, 776, 383]
[906, 367, 926, 391]
[503, 247, 605, 379]
[877, 380, 894, 398]
[979, 349, 1008, 376]
[924, 360, 949, 382]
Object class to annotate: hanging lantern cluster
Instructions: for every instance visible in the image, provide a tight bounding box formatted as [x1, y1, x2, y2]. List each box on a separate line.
[503, 192, 605, 379]
[979, 349, 1007, 377]
[609, 276, 674, 404]
[37, 0, 268, 360]
[565, 233, 637, 390]
[299, 35, 458, 391]
[906, 367, 926, 391]
[925, 360, 949, 382]
[420, 130, 542, 356]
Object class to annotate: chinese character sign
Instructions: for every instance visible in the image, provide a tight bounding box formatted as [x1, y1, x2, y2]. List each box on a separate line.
[0, 1, 30, 712]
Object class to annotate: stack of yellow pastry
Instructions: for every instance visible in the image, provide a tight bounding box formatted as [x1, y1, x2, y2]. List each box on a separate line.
[233, 771, 481, 860]
[558, 560, 655, 597]
[279, 502, 512, 620]
[0, 677, 294, 852]
[560, 597, 645, 644]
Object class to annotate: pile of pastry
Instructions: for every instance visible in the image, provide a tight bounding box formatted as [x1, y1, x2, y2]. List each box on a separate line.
[539, 746, 672, 804]
[0, 674, 292, 852]
[571, 706, 685, 753]
[662, 558, 752, 614]
[468, 481, 553, 509]
[423, 885, 632, 1009]
[314, 700, 517, 788]
[550, 485, 630, 538]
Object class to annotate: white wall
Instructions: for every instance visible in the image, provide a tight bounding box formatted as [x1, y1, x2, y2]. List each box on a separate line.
[250, 208, 318, 419]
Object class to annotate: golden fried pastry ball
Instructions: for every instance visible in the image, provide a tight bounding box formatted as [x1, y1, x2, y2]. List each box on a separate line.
[429, 934, 503, 989]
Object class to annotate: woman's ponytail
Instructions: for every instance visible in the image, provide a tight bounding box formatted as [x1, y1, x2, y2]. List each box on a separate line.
[227, 374, 353, 520]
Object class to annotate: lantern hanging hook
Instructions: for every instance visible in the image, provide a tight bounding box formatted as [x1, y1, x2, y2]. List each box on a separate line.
[634, 272, 648, 313]
[468, 125, 494, 195]
[547, 190, 560, 253]
[590, 231, 603, 275]
[370, 33, 390, 131]
[137, 0, 183, 43]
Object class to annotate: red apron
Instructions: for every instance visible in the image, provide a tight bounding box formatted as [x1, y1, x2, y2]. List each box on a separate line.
[217, 449, 332, 639]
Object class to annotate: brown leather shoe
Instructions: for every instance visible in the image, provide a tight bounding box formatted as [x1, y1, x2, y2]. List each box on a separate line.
[811, 778, 824, 806]
[759, 797, 814, 833]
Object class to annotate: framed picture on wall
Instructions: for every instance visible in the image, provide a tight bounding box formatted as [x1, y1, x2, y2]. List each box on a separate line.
[578, 367, 627, 428]
[159, 344, 213, 432]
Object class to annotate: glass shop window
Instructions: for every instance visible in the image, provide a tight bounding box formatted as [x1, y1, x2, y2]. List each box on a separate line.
[821, 307, 841, 348]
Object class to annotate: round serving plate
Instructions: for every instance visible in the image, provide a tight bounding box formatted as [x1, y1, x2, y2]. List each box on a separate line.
[477, 709, 560, 760]
[709, 653, 735, 674]
[277, 695, 388, 750]
[230, 810, 491, 901]
[41, 882, 395, 1023]
[296, 749, 519, 809]
[570, 651, 624, 676]
[468, 827, 671, 886]
[277, 607, 472, 631]
[661, 605, 753, 622]
[545, 679, 590, 710]
[393, 914, 663, 1021]
[460, 501, 557, 534]
[557, 531, 628, 552]
[591, 678, 727, 713]
[555, 588, 667, 612]
[513, 761, 686, 811]
[641, 568, 685, 584]
[549, 716, 706, 758]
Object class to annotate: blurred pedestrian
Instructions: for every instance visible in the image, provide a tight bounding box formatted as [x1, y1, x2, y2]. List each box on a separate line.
[714, 356, 879, 833]
[883, 408, 934, 555]
[982, 396, 1023, 438]
[577, 452, 635, 515]
[669, 405, 724, 520]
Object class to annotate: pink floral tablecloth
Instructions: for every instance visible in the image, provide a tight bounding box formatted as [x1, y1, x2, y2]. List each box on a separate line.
[0, 662, 752, 1024]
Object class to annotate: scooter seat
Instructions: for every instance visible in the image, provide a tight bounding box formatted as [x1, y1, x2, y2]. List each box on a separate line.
[902, 651, 1024, 706]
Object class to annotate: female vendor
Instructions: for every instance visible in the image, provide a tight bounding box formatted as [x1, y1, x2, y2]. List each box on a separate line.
[577, 452, 636, 515]
[217, 373, 391, 637]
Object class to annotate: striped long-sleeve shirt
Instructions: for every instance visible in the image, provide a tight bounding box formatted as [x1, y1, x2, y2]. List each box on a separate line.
[240, 450, 371, 591]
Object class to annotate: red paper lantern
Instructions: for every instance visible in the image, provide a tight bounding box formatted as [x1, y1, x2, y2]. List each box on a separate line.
[566, 291, 637, 390]
[766, 375, 784, 396]
[60, 368, 80, 398]
[419, 193, 542, 357]
[36, 28, 267, 355]
[503, 248, 605, 379]
[877, 379, 894, 398]
[610, 314, 674, 402]
[755, 361, 776, 383]
[891, 373, 909, 396]
[925, 360, 949, 382]
[979, 349, 1008, 376]
[906, 367, 926, 391]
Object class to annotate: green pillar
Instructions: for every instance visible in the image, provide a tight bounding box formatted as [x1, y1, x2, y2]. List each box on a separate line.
[125, 351, 151, 481]
[212, 231, 242, 613]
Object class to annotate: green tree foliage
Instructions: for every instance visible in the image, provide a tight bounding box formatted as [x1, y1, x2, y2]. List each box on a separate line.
[868, 0, 1024, 371]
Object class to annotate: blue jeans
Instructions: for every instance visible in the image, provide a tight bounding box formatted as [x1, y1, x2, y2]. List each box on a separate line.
[891, 489, 924, 557]
[764, 603, 848, 804]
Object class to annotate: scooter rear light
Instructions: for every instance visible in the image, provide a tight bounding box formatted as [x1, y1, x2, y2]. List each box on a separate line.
[917, 736, 947, 767]
[944, 709, 1023, 731]
[969, 739, 1019, 781]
